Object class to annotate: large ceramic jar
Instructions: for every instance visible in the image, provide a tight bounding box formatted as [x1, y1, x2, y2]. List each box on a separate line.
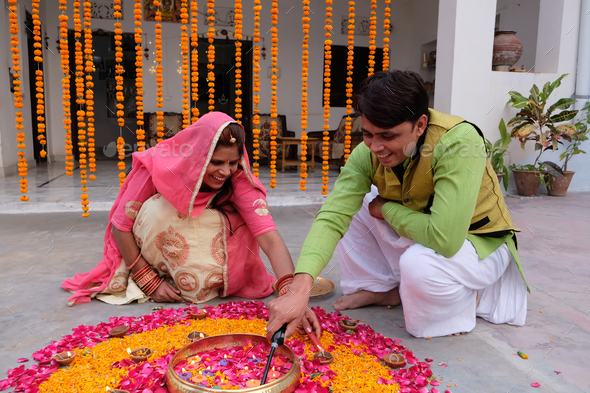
[492, 31, 523, 68]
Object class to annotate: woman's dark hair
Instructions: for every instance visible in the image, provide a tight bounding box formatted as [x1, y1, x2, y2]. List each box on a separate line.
[354, 70, 430, 129]
[210, 122, 245, 235]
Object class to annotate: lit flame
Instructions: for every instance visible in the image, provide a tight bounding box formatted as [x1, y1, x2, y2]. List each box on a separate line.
[252, 355, 255, 359]
[224, 354, 227, 359]
[272, 366, 275, 371]
[126, 348, 131, 354]
[182, 367, 186, 373]
[106, 388, 111, 392]
[67, 351, 72, 357]
[245, 366, 248, 371]
[200, 333, 204, 338]
[190, 360, 195, 365]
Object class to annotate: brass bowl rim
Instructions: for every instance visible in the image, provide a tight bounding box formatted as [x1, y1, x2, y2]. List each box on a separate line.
[167, 333, 301, 392]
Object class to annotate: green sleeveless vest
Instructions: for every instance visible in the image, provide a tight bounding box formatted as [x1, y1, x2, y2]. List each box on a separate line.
[372, 109, 519, 237]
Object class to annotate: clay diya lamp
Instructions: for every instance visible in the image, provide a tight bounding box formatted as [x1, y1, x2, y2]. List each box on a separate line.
[128, 347, 153, 363]
[106, 389, 130, 393]
[313, 351, 334, 365]
[383, 353, 406, 369]
[187, 331, 208, 342]
[186, 307, 207, 320]
[339, 319, 359, 331]
[53, 351, 76, 366]
[108, 325, 129, 338]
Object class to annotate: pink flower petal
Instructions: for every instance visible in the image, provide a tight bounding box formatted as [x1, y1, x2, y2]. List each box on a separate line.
[555, 371, 562, 374]
[430, 379, 440, 386]
[531, 382, 540, 387]
[16, 358, 29, 363]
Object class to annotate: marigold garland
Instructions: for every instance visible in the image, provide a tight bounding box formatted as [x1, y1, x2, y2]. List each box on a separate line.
[343, 1, 355, 163]
[0, 302, 430, 392]
[134, 0, 146, 151]
[32, 0, 47, 160]
[234, 0, 243, 123]
[269, 0, 279, 189]
[9, 0, 27, 201]
[180, 0, 190, 127]
[368, 0, 377, 76]
[59, 0, 74, 177]
[251, 0, 262, 178]
[190, 0, 199, 123]
[73, 1, 90, 216]
[84, 1, 96, 186]
[114, 0, 126, 185]
[300, 1, 311, 191]
[321, 0, 333, 195]
[383, 0, 391, 71]
[206, 0, 216, 112]
[154, 1, 165, 142]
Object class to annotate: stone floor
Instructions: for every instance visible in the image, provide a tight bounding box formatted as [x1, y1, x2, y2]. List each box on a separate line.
[0, 161, 589, 392]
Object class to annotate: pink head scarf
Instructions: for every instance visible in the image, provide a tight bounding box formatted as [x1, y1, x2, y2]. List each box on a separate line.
[62, 112, 274, 305]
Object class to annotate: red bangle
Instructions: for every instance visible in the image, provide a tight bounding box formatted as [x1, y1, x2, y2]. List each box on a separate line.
[273, 274, 294, 292]
[132, 264, 151, 282]
[143, 277, 163, 296]
[127, 252, 142, 270]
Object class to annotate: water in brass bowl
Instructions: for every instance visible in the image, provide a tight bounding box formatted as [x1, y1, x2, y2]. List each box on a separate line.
[166, 334, 301, 393]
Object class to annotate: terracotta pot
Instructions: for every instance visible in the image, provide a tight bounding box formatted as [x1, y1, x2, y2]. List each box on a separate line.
[512, 170, 543, 196]
[496, 173, 504, 184]
[493, 31, 523, 68]
[548, 171, 575, 197]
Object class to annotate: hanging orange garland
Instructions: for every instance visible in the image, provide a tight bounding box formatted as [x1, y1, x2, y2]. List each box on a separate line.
[206, 0, 216, 112]
[269, 0, 279, 189]
[84, 1, 96, 184]
[154, 1, 165, 142]
[73, 1, 90, 216]
[300, 0, 311, 191]
[234, 0, 243, 123]
[32, 0, 47, 159]
[251, 0, 262, 178]
[59, 0, 74, 177]
[134, 0, 146, 150]
[343, 1, 355, 163]
[9, 0, 27, 201]
[190, 0, 199, 123]
[114, 0, 126, 186]
[368, 0, 377, 76]
[321, 0, 333, 195]
[180, 0, 190, 127]
[383, 0, 391, 71]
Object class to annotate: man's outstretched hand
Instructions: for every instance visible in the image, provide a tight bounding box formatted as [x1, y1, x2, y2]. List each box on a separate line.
[266, 273, 321, 342]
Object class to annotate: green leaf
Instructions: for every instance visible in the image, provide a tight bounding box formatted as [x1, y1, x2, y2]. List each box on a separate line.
[542, 161, 564, 176]
[530, 84, 541, 104]
[556, 123, 577, 135]
[507, 116, 532, 127]
[512, 123, 537, 138]
[547, 98, 576, 116]
[550, 110, 578, 123]
[508, 92, 531, 108]
[498, 118, 511, 147]
[541, 81, 551, 101]
[520, 139, 527, 149]
[547, 73, 569, 98]
[502, 167, 510, 190]
[535, 142, 543, 151]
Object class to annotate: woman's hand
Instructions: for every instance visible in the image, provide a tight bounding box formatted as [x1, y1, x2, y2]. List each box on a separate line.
[149, 280, 184, 303]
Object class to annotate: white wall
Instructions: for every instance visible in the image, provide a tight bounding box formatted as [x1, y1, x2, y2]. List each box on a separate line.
[436, 0, 589, 191]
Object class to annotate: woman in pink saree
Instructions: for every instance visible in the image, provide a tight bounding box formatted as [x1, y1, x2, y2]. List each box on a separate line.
[62, 112, 296, 307]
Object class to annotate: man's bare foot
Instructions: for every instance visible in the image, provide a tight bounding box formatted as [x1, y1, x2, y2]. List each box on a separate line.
[334, 288, 401, 311]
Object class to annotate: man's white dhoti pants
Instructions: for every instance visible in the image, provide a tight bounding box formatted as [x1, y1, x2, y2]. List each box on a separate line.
[337, 187, 527, 338]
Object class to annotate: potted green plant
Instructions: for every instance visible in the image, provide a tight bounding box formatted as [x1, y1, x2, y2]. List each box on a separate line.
[541, 101, 590, 196]
[506, 73, 578, 196]
[485, 118, 512, 190]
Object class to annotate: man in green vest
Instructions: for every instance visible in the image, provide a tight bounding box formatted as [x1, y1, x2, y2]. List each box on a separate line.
[267, 70, 528, 339]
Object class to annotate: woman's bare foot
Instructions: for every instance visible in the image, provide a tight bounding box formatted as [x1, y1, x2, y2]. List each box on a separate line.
[334, 288, 401, 311]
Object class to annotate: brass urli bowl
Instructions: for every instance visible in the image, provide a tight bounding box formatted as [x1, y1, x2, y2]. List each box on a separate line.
[166, 334, 301, 393]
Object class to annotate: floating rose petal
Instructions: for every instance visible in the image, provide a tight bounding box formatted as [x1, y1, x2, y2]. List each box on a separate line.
[531, 382, 540, 387]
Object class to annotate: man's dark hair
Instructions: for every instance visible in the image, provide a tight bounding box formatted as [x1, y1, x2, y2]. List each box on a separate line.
[354, 70, 429, 129]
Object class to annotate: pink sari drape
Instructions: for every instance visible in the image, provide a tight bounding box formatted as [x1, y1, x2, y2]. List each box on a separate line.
[62, 112, 275, 305]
